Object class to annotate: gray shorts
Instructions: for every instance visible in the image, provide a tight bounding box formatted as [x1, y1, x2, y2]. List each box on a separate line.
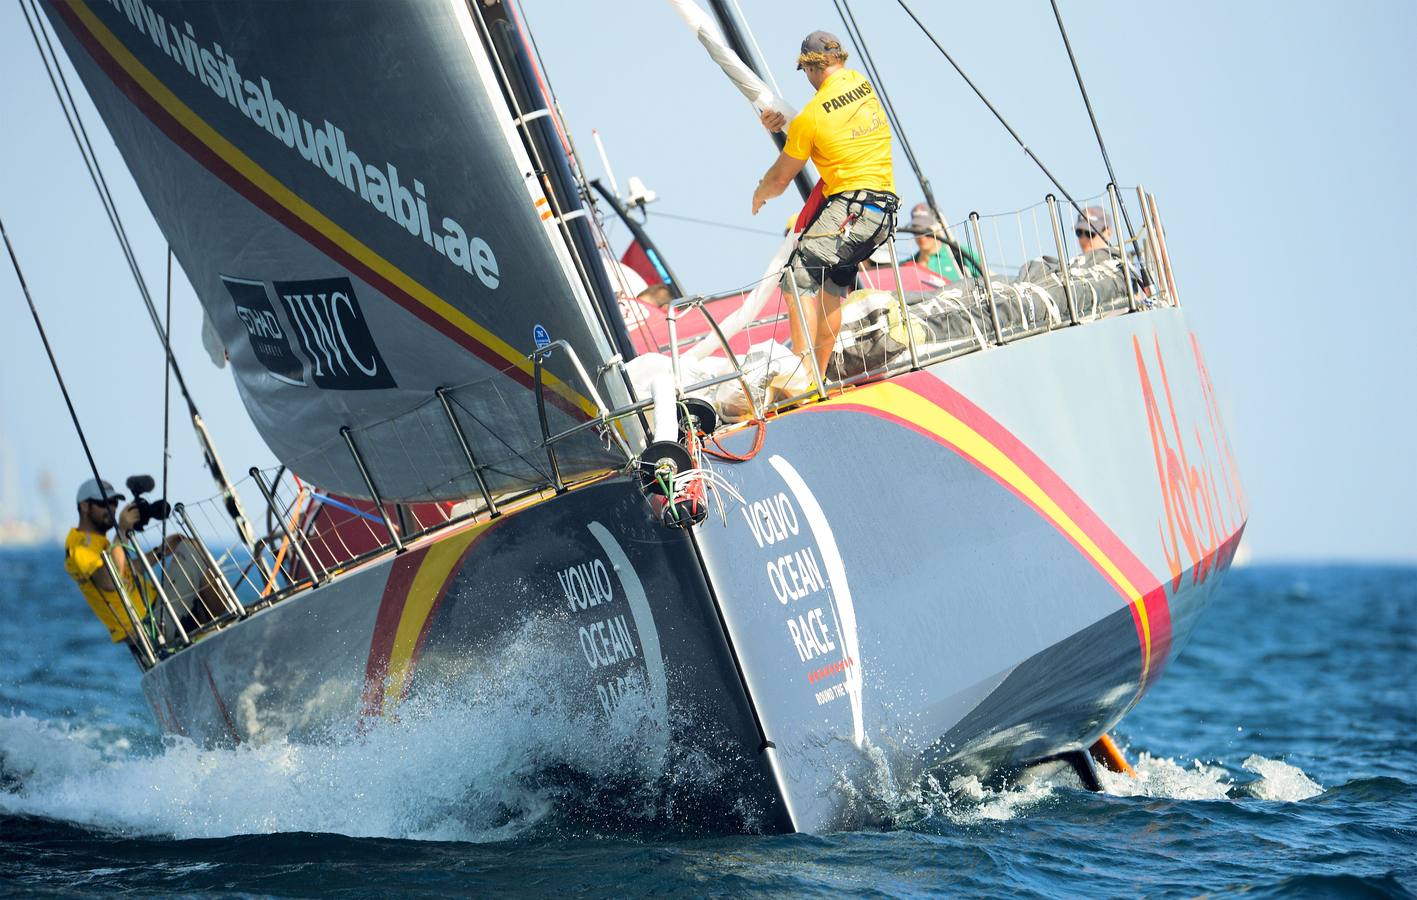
[783, 194, 894, 299]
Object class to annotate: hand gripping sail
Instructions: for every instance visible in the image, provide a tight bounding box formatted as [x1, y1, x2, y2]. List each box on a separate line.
[42, 0, 628, 501]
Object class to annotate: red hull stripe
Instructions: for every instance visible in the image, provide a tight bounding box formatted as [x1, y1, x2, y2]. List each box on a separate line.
[810, 373, 1182, 687]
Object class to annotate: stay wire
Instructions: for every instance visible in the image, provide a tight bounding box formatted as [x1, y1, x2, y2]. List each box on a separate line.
[2, 213, 108, 505]
[891, 0, 1089, 224]
[833, 0, 972, 267]
[832, 0, 931, 218]
[20, 0, 199, 418]
[160, 248, 173, 552]
[1048, 0, 1135, 238]
[23, 0, 258, 548]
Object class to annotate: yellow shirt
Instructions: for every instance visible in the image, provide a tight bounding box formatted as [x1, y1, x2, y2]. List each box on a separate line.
[784, 68, 895, 197]
[64, 528, 149, 643]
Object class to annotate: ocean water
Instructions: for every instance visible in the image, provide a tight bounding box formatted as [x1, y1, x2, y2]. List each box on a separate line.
[1, 549, 1413, 898]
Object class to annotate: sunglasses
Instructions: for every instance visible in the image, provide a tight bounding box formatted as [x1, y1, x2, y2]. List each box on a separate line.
[87, 497, 121, 507]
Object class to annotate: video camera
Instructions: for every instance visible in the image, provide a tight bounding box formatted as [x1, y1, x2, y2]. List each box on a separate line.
[125, 474, 171, 530]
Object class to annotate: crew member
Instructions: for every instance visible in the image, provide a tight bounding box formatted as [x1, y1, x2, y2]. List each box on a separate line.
[904, 203, 982, 282]
[1074, 206, 1113, 256]
[752, 31, 897, 385]
[64, 477, 180, 646]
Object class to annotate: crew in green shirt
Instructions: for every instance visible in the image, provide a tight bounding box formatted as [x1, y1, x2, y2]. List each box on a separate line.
[903, 203, 982, 282]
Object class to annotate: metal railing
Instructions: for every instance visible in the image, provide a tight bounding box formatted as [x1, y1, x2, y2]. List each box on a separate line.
[107, 186, 1180, 670]
[615, 185, 1177, 417]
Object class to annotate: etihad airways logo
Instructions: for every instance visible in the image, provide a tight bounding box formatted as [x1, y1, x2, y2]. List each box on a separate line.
[222, 275, 396, 391]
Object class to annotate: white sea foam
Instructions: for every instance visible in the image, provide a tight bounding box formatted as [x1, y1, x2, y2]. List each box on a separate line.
[1096, 751, 1235, 800]
[837, 742, 1326, 828]
[1239, 753, 1324, 801]
[0, 621, 737, 841]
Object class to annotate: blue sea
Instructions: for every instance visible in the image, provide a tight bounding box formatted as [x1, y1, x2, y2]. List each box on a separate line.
[1, 548, 1413, 897]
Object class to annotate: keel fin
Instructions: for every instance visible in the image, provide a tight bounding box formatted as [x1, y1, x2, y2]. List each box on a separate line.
[1060, 748, 1104, 792]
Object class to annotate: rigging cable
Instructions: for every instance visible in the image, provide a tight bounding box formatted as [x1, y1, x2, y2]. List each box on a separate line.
[728, 0, 783, 99]
[831, 1, 938, 227]
[891, 0, 1089, 223]
[20, 0, 192, 410]
[1048, 0, 1135, 238]
[21, 0, 258, 549]
[651, 210, 782, 237]
[3, 213, 109, 504]
[160, 248, 173, 552]
[833, 0, 974, 271]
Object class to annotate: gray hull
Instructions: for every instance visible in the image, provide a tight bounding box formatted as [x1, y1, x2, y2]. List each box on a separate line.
[143, 306, 1245, 833]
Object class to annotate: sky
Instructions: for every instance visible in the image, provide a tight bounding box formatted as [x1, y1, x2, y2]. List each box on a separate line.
[1, 0, 1414, 562]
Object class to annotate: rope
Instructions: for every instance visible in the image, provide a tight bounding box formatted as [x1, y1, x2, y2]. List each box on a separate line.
[1048, 0, 1136, 240]
[19, 0, 199, 416]
[262, 489, 306, 597]
[704, 419, 766, 462]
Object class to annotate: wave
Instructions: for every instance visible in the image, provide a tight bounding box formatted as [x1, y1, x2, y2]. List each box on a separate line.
[831, 742, 1334, 829]
[0, 620, 757, 842]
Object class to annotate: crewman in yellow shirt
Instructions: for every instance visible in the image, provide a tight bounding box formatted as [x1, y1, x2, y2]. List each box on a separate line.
[64, 477, 180, 647]
[751, 30, 897, 387]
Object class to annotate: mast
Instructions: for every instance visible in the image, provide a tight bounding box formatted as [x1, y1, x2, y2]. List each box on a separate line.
[475, 0, 639, 362]
[704, 0, 815, 202]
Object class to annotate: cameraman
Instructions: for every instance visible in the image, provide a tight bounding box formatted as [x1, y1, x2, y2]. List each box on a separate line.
[63, 477, 182, 645]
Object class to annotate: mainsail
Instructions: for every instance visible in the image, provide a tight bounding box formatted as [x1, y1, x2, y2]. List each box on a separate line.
[42, 0, 630, 501]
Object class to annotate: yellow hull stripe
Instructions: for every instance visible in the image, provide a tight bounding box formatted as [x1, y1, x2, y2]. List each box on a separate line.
[824, 382, 1153, 682]
[382, 524, 488, 711]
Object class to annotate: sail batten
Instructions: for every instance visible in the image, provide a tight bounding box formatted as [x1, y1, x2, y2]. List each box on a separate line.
[44, 0, 629, 501]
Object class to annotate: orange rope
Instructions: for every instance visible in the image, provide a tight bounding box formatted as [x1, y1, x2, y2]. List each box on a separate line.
[262, 489, 306, 597]
[704, 419, 766, 462]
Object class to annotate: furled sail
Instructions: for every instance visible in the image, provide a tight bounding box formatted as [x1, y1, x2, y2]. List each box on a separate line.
[667, 0, 815, 358]
[42, 0, 630, 501]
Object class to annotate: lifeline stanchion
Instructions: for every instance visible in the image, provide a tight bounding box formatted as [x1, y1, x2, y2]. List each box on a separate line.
[528, 354, 567, 494]
[967, 213, 1005, 344]
[435, 389, 500, 518]
[339, 427, 404, 551]
[101, 549, 157, 668]
[884, 220, 921, 371]
[126, 531, 191, 649]
[1046, 195, 1081, 325]
[1108, 183, 1139, 312]
[173, 503, 246, 618]
[249, 467, 325, 587]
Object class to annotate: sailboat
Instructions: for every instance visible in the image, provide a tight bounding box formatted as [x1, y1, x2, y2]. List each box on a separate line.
[26, 0, 1245, 832]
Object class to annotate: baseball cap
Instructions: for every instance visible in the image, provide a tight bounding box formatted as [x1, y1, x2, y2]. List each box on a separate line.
[1073, 206, 1110, 235]
[904, 203, 942, 235]
[75, 477, 123, 505]
[797, 30, 843, 68]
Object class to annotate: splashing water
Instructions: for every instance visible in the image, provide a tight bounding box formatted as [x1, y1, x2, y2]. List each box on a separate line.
[0, 620, 750, 842]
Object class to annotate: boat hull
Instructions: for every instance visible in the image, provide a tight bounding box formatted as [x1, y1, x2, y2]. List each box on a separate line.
[143, 306, 1245, 833]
